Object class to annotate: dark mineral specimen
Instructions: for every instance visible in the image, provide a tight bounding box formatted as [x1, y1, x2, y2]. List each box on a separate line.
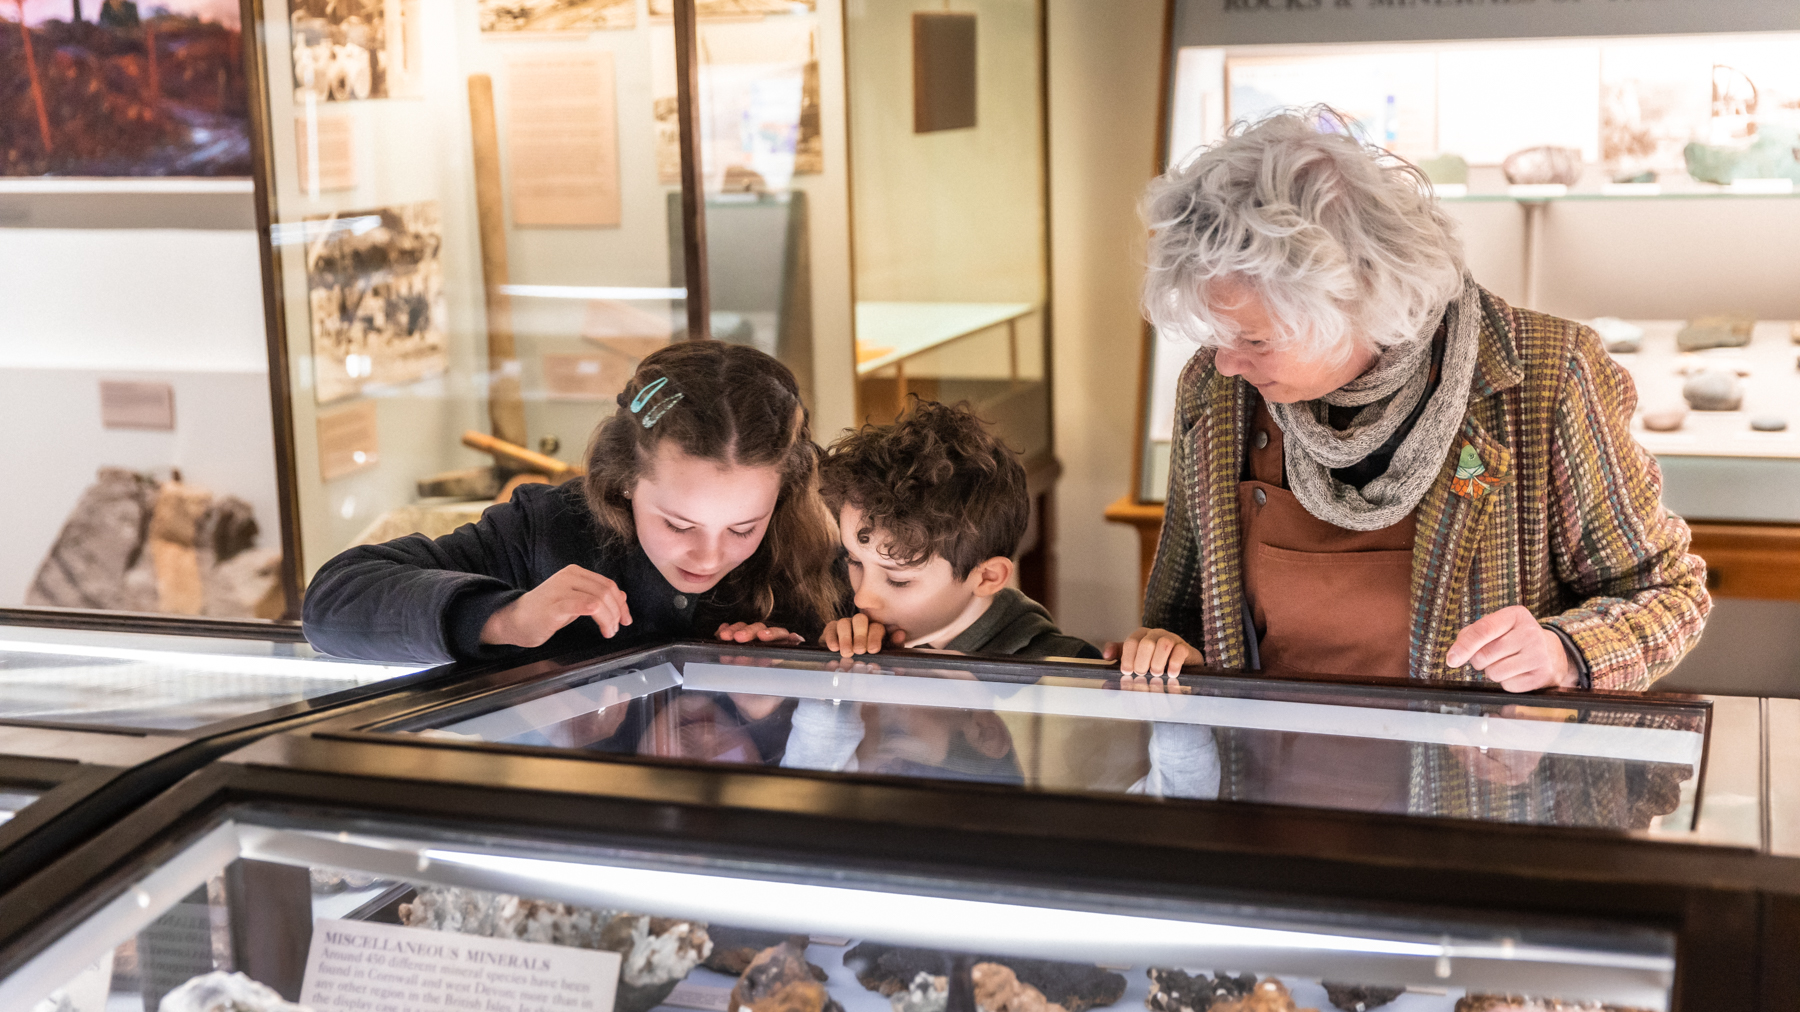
[705, 927, 819, 977]
[1321, 983, 1405, 1011]
[731, 941, 844, 1012]
[1144, 968, 1257, 1012]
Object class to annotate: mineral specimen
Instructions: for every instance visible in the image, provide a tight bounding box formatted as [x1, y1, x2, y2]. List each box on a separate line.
[1790, 321, 1800, 345]
[1144, 968, 1257, 1012]
[706, 927, 817, 976]
[1502, 146, 1582, 186]
[973, 962, 1069, 1012]
[846, 944, 1126, 1012]
[730, 941, 844, 1012]
[1611, 169, 1656, 184]
[1641, 407, 1688, 432]
[1453, 995, 1653, 1011]
[1676, 315, 1755, 352]
[1209, 978, 1318, 1012]
[892, 972, 950, 1012]
[1752, 415, 1789, 432]
[159, 972, 314, 1012]
[1321, 982, 1405, 1011]
[1683, 367, 1745, 411]
[1683, 125, 1800, 185]
[401, 887, 711, 1012]
[1588, 317, 1644, 354]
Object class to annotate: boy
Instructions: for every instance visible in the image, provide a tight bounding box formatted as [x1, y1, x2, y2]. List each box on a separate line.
[816, 399, 1099, 660]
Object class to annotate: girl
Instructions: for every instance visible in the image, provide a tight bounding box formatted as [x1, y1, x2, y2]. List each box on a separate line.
[302, 342, 842, 664]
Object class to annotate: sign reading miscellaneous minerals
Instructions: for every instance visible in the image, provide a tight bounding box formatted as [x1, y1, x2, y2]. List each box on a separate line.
[299, 918, 623, 1012]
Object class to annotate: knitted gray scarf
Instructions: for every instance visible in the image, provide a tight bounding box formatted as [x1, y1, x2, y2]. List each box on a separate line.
[1266, 275, 1482, 531]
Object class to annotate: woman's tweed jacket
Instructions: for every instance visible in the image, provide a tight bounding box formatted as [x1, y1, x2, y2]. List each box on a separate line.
[1142, 286, 1711, 693]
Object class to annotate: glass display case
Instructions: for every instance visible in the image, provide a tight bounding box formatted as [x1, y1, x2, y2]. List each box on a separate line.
[0, 639, 1793, 1011]
[1112, 1, 1800, 604]
[0, 620, 429, 896]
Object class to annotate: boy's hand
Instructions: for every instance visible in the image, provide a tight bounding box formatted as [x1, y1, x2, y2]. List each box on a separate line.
[1105, 627, 1195, 677]
[716, 622, 805, 645]
[821, 613, 905, 659]
[481, 564, 632, 647]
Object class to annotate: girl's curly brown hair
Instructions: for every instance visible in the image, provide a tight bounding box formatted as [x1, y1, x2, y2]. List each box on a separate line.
[583, 342, 839, 632]
[818, 398, 1028, 578]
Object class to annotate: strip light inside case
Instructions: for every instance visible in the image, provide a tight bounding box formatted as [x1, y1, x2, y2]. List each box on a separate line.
[0, 640, 419, 681]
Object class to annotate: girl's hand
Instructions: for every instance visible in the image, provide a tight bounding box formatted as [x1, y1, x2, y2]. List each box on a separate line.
[716, 622, 804, 645]
[822, 613, 904, 659]
[1447, 606, 1577, 692]
[1105, 627, 1195, 676]
[481, 564, 632, 647]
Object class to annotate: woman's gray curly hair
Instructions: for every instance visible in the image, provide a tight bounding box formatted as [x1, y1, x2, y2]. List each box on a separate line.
[1141, 106, 1465, 362]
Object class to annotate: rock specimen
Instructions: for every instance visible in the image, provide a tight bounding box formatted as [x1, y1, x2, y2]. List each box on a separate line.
[1416, 153, 1468, 186]
[1502, 146, 1582, 186]
[1210, 978, 1318, 1012]
[846, 944, 1126, 1012]
[1144, 968, 1257, 1012]
[1676, 315, 1755, 352]
[401, 886, 711, 1012]
[1790, 321, 1800, 345]
[1321, 982, 1405, 1011]
[1611, 169, 1656, 184]
[1683, 367, 1745, 411]
[1752, 415, 1789, 432]
[1683, 125, 1800, 185]
[159, 971, 314, 1012]
[730, 941, 844, 1012]
[1587, 317, 1643, 354]
[1641, 407, 1688, 432]
[1454, 995, 1652, 1011]
[973, 962, 1069, 1012]
[706, 927, 819, 977]
[892, 972, 950, 1012]
[27, 469, 282, 618]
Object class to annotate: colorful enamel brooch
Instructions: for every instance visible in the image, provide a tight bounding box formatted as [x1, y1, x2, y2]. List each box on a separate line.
[1450, 442, 1495, 500]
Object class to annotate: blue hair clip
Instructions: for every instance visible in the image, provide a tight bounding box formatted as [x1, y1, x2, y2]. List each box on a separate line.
[628, 376, 684, 429]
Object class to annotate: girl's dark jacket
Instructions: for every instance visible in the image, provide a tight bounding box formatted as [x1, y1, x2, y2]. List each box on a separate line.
[302, 480, 816, 664]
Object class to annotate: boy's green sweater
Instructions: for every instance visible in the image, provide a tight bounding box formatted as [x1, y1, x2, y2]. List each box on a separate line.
[941, 587, 1102, 660]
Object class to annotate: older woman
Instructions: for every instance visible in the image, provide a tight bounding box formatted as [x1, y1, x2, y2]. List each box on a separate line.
[1117, 109, 1709, 696]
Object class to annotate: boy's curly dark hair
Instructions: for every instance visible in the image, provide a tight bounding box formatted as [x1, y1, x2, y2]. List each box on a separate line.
[819, 399, 1028, 578]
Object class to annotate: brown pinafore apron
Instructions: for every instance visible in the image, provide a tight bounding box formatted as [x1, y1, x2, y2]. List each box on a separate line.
[1235, 393, 1415, 812]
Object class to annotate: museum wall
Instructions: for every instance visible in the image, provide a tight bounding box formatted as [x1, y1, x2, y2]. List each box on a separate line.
[846, 0, 1047, 308]
[1044, 0, 1166, 648]
[0, 219, 281, 606]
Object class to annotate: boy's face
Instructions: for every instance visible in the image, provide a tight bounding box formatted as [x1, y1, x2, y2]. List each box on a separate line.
[839, 504, 982, 645]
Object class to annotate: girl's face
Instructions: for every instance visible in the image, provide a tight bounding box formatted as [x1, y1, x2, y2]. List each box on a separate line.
[631, 442, 783, 594]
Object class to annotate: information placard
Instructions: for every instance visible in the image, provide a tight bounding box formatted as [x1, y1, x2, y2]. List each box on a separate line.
[298, 918, 622, 1012]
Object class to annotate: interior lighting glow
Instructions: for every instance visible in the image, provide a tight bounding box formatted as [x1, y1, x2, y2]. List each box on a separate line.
[0, 640, 418, 681]
[499, 284, 687, 301]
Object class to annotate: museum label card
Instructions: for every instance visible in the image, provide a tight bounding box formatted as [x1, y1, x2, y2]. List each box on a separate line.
[99, 380, 175, 430]
[317, 401, 380, 482]
[509, 53, 621, 227]
[298, 918, 622, 1012]
[295, 113, 357, 192]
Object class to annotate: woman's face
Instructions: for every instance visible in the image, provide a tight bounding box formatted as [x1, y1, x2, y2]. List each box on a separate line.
[1207, 280, 1379, 404]
[631, 442, 783, 594]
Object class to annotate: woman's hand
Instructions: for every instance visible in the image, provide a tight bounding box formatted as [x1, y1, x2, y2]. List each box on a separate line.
[1105, 627, 1196, 677]
[480, 564, 632, 647]
[716, 622, 804, 645]
[1447, 605, 1576, 692]
[822, 613, 904, 659]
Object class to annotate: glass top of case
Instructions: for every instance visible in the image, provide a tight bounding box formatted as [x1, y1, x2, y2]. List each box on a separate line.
[0, 788, 39, 828]
[380, 643, 1711, 835]
[2, 808, 1679, 1012]
[0, 626, 423, 732]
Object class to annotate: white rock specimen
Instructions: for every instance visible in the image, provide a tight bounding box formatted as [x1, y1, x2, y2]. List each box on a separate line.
[159, 972, 314, 1012]
[1642, 407, 1689, 432]
[1752, 416, 1789, 432]
[1683, 368, 1745, 411]
[1589, 317, 1644, 354]
[1503, 146, 1582, 186]
[892, 972, 950, 1012]
[400, 887, 711, 1012]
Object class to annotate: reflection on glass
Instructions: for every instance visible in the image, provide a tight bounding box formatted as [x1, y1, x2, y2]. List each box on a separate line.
[845, 0, 1050, 463]
[0, 790, 38, 828]
[396, 645, 1706, 835]
[9, 814, 1677, 1012]
[0, 629, 419, 731]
